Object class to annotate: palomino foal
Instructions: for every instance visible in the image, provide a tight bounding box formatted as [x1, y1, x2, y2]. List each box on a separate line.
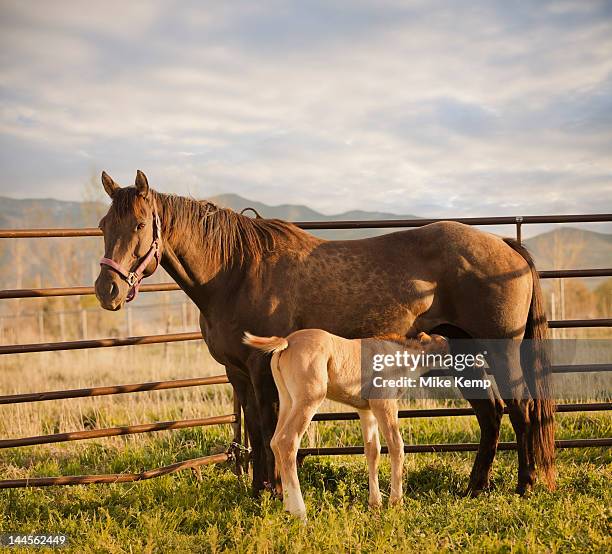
[244, 329, 449, 519]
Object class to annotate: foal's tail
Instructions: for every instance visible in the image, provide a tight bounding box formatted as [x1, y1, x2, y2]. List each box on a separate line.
[503, 238, 556, 490]
[243, 331, 289, 354]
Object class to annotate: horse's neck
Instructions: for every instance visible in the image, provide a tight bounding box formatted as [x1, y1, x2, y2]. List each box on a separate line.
[156, 196, 246, 309]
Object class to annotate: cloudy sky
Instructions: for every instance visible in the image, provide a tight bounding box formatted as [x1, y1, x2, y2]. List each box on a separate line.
[1, 0, 611, 219]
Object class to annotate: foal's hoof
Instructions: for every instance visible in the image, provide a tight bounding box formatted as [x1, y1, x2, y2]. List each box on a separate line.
[389, 497, 404, 507]
[288, 510, 308, 523]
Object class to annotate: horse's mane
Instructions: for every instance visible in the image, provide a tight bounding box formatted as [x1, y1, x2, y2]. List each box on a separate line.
[373, 333, 421, 348]
[108, 187, 310, 268]
[373, 332, 448, 354]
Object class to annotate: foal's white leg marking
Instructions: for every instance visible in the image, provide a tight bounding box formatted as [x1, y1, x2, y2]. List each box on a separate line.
[358, 409, 382, 508]
[371, 402, 405, 505]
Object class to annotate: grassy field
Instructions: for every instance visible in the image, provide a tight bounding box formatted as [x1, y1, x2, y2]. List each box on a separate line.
[1, 345, 611, 552]
[0, 360, 612, 553]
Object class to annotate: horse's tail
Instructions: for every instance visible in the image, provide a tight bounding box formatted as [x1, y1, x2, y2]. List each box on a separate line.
[503, 238, 556, 490]
[243, 331, 289, 354]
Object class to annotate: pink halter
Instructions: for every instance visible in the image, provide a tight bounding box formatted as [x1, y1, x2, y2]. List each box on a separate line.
[99, 202, 162, 302]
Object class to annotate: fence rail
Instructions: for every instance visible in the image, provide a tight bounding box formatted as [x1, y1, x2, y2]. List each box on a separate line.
[0, 452, 231, 489]
[298, 438, 612, 457]
[1, 212, 610, 488]
[0, 375, 229, 404]
[1, 212, 611, 239]
[0, 415, 237, 449]
[2, 268, 611, 300]
[2, 322, 611, 356]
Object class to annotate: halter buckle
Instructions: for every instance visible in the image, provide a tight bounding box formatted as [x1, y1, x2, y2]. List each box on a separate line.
[126, 272, 139, 287]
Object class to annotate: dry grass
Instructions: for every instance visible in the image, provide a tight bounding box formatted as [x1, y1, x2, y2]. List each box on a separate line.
[0, 344, 231, 442]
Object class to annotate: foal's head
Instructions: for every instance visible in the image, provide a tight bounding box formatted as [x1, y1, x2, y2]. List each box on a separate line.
[95, 170, 161, 311]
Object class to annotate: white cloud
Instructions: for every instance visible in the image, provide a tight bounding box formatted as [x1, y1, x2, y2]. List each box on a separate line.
[0, 0, 610, 221]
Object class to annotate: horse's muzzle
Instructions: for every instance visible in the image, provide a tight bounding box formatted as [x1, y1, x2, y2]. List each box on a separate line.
[95, 270, 128, 311]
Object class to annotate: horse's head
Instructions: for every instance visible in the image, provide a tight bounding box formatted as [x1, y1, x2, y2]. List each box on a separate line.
[416, 331, 450, 354]
[95, 170, 162, 311]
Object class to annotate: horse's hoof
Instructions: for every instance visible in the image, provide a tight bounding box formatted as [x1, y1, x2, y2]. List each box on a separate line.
[368, 500, 383, 510]
[515, 475, 535, 496]
[389, 497, 404, 507]
[515, 484, 533, 497]
[263, 481, 283, 501]
[463, 484, 486, 498]
[251, 484, 265, 498]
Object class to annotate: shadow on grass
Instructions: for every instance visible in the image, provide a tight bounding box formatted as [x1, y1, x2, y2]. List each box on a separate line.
[404, 463, 466, 496]
[298, 458, 468, 504]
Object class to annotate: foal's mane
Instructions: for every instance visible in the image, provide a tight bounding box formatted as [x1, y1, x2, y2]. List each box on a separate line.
[109, 187, 309, 268]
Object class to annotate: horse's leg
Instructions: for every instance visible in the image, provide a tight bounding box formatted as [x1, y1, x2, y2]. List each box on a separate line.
[357, 408, 382, 508]
[269, 355, 293, 504]
[226, 365, 266, 494]
[507, 398, 536, 495]
[275, 401, 322, 519]
[456, 361, 504, 495]
[464, 397, 504, 495]
[491, 342, 536, 495]
[371, 400, 404, 506]
[272, 353, 327, 520]
[249, 356, 282, 493]
[429, 326, 504, 496]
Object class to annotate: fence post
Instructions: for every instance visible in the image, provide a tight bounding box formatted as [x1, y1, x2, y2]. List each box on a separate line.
[515, 216, 523, 244]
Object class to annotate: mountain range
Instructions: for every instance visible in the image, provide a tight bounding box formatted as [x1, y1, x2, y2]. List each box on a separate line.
[1, 194, 610, 286]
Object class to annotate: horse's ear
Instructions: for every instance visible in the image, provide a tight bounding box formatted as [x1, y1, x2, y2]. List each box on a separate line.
[135, 170, 149, 198]
[101, 171, 120, 198]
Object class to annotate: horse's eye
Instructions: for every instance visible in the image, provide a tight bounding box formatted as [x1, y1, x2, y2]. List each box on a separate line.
[136, 222, 145, 231]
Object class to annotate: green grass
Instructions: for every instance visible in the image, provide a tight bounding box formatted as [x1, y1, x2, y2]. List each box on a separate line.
[1, 412, 610, 553]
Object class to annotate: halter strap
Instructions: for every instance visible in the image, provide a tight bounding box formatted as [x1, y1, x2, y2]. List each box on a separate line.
[99, 201, 162, 302]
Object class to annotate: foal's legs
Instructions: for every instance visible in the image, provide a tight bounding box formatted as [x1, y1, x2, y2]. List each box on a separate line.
[269, 358, 292, 495]
[270, 358, 326, 519]
[357, 409, 382, 508]
[273, 402, 323, 519]
[370, 400, 404, 505]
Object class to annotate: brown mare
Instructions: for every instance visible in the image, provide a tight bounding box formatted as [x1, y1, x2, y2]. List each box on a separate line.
[94, 171, 555, 497]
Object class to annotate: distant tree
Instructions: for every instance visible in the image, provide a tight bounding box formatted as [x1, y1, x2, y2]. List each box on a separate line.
[81, 170, 108, 225]
[594, 278, 612, 318]
[550, 229, 586, 336]
[564, 280, 595, 318]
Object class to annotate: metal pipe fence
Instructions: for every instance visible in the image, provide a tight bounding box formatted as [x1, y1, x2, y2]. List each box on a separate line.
[1, 212, 610, 488]
[2, 268, 611, 300]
